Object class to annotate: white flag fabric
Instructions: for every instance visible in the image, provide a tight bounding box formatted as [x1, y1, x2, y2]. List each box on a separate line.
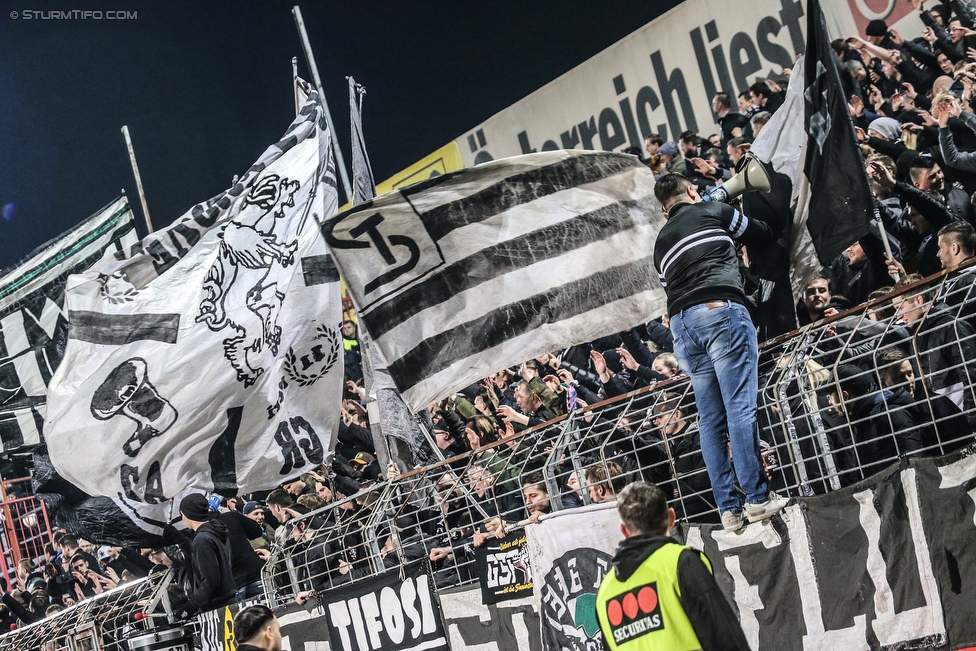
[324, 150, 666, 412]
[45, 93, 342, 503]
[525, 502, 624, 651]
[0, 197, 137, 453]
[750, 60, 822, 302]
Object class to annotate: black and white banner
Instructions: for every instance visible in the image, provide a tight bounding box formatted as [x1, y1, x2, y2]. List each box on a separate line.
[325, 150, 667, 411]
[475, 530, 533, 605]
[44, 90, 342, 505]
[320, 563, 448, 651]
[0, 197, 136, 454]
[677, 449, 976, 651]
[439, 584, 541, 651]
[526, 502, 624, 651]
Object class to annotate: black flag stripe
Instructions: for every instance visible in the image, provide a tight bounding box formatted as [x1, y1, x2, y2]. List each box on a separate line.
[68, 311, 180, 345]
[362, 196, 657, 340]
[301, 254, 340, 286]
[387, 255, 659, 392]
[411, 154, 642, 241]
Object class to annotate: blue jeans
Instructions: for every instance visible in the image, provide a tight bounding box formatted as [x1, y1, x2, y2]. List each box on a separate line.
[670, 301, 768, 513]
[235, 580, 263, 602]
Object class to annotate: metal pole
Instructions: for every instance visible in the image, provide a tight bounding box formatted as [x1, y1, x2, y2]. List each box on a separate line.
[292, 5, 354, 202]
[876, 218, 899, 282]
[120, 125, 154, 234]
[292, 56, 300, 117]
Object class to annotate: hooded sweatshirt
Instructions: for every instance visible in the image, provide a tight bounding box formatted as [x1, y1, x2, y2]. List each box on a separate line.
[606, 533, 749, 651]
[186, 517, 237, 612]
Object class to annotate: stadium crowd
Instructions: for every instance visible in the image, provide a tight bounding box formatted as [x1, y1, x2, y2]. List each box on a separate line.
[5, 0, 976, 629]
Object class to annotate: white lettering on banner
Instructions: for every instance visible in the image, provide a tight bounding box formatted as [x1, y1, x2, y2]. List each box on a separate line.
[710, 516, 781, 650]
[938, 453, 976, 526]
[854, 475, 946, 646]
[0, 311, 30, 357]
[456, 0, 808, 165]
[28, 297, 65, 341]
[381, 586, 407, 644]
[329, 576, 440, 651]
[486, 550, 519, 588]
[725, 555, 763, 650]
[0, 310, 51, 400]
[362, 592, 383, 649]
[784, 505, 869, 650]
[13, 408, 41, 446]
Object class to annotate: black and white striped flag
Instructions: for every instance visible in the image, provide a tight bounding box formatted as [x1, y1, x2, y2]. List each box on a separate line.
[0, 197, 137, 453]
[324, 150, 667, 411]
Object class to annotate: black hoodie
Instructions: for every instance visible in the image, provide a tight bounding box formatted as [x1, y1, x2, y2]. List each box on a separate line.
[606, 533, 749, 651]
[186, 518, 237, 613]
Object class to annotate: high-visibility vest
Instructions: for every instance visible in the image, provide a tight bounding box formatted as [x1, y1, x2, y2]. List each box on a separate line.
[596, 542, 706, 651]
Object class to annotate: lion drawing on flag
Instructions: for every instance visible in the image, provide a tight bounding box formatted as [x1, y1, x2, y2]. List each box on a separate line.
[197, 174, 301, 387]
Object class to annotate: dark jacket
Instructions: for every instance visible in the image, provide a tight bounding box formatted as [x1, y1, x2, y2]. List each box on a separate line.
[654, 201, 774, 315]
[667, 421, 717, 520]
[938, 266, 976, 333]
[607, 534, 750, 651]
[217, 510, 266, 589]
[912, 307, 976, 426]
[186, 518, 237, 612]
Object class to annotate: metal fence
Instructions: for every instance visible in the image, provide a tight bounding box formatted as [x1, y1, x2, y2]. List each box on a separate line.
[3, 261, 974, 644]
[263, 260, 976, 605]
[0, 569, 177, 651]
[0, 477, 54, 592]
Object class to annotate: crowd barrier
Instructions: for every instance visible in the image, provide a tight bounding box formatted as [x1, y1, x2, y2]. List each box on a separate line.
[0, 477, 53, 592]
[263, 260, 976, 608]
[0, 570, 176, 651]
[3, 262, 975, 650]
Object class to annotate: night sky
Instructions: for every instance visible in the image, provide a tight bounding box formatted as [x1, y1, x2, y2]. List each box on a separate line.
[0, 1, 681, 267]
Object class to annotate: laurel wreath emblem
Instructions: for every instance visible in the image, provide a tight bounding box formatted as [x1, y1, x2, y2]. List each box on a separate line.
[98, 272, 139, 304]
[283, 324, 340, 387]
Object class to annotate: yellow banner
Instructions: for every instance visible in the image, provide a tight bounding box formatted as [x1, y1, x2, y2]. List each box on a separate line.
[375, 140, 464, 195]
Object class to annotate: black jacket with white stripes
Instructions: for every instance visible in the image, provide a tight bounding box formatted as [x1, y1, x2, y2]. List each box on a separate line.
[653, 200, 774, 316]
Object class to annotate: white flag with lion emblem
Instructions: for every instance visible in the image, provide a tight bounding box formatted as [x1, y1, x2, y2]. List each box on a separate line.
[45, 90, 343, 504]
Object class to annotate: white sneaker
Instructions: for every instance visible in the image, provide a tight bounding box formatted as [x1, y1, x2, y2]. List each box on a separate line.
[744, 492, 789, 523]
[721, 510, 745, 533]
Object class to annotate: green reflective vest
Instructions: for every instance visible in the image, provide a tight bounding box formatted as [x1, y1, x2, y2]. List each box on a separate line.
[596, 541, 706, 651]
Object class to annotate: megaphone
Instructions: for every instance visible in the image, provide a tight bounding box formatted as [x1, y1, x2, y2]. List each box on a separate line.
[702, 152, 771, 203]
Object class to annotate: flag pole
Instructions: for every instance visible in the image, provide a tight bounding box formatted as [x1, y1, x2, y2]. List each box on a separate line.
[292, 56, 300, 117]
[120, 125, 154, 234]
[292, 5, 354, 203]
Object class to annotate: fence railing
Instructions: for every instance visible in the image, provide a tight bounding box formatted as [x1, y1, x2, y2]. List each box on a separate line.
[0, 569, 176, 651]
[262, 259, 976, 605]
[0, 478, 53, 592]
[4, 260, 975, 642]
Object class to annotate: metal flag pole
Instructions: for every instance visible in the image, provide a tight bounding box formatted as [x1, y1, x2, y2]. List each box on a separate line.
[292, 5, 354, 202]
[120, 125, 154, 233]
[292, 56, 300, 117]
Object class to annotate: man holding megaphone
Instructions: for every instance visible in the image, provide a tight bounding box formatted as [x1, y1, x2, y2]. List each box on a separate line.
[652, 161, 787, 533]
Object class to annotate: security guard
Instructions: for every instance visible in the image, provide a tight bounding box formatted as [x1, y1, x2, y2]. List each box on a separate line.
[596, 482, 749, 651]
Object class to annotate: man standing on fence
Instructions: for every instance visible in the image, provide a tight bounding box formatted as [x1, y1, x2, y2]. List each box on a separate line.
[653, 174, 787, 532]
[596, 482, 749, 650]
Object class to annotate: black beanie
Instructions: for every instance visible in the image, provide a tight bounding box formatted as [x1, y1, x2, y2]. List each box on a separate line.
[179, 493, 211, 522]
[865, 19, 888, 37]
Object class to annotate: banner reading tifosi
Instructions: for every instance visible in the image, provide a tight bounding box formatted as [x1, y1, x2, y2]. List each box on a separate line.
[451, 0, 923, 165]
[475, 530, 533, 605]
[677, 448, 976, 651]
[320, 563, 448, 651]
